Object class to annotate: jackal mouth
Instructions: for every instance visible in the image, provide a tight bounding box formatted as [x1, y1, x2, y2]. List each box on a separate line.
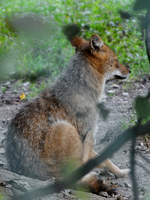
[114, 75, 128, 80]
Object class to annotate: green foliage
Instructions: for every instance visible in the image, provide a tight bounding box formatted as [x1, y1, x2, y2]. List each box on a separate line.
[134, 0, 150, 11]
[27, 81, 47, 99]
[0, 0, 149, 83]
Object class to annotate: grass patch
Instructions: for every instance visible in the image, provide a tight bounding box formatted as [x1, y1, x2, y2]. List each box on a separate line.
[27, 80, 48, 99]
[0, 0, 149, 85]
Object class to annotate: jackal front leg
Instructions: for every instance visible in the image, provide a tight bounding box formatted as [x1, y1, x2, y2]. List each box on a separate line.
[91, 150, 129, 178]
[82, 134, 129, 177]
[81, 133, 117, 195]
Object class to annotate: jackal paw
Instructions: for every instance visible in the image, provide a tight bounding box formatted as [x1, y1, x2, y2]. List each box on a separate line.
[116, 168, 130, 178]
[90, 177, 118, 196]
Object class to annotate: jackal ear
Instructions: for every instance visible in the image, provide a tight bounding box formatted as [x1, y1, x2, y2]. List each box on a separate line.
[71, 37, 89, 50]
[90, 34, 104, 51]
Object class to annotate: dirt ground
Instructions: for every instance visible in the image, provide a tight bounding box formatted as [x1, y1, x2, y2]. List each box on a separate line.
[0, 75, 150, 200]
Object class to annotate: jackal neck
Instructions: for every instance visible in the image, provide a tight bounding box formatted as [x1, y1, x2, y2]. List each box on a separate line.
[51, 53, 105, 102]
[73, 52, 106, 101]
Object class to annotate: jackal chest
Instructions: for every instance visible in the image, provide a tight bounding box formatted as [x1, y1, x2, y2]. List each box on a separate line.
[74, 105, 99, 141]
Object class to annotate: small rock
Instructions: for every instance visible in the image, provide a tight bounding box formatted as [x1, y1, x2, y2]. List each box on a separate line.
[0, 147, 5, 154]
[140, 187, 146, 193]
[122, 101, 129, 104]
[123, 150, 128, 154]
[145, 149, 150, 153]
[135, 145, 146, 151]
[4, 82, 10, 86]
[137, 159, 144, 166]
[99, 191, 109, 197]
[0, 161, 5, 167]
[62, 189, 73, 198]
[23, 82, 30, 87]
[140, 142, 144, 147]
[122, 92, 129, 97]
[117, 195, 124, 200]
[124, 182, 131, 188]
[112, 84, 120, 89]
[2, 120, 6, 124]
[107, 90, 115, 94]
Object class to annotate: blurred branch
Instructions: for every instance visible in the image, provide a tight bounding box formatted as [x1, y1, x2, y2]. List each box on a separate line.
[14, 121, 150, 200]
[119, 0, 150, 64]
[119, 10, 132, 19]
[133, 0, 150, 11]
[97, 103, 110, 121]
[130, 134, 139, 200]
[145, 10, 150, 63]
[5, 13, 54, 39]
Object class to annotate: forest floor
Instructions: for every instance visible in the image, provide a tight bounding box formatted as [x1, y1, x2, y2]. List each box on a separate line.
[0, 75, 150, 200]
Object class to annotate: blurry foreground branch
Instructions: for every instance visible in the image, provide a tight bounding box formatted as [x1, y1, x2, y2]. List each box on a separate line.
[119, 0, 150, 64]
[145, 10, 150, 62]
[14, 120, 150, 200]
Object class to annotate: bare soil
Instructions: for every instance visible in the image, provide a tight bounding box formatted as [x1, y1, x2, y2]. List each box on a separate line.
[0, 76, 150, 200]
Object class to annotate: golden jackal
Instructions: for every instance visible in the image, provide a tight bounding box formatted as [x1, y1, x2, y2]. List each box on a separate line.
[6, 34, 130, 194]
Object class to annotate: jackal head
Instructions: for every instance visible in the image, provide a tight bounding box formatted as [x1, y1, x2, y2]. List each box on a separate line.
[71, 34, 130, 80]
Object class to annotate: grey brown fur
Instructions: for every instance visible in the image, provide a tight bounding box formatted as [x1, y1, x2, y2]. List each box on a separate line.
[6, 52, 101, 179]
